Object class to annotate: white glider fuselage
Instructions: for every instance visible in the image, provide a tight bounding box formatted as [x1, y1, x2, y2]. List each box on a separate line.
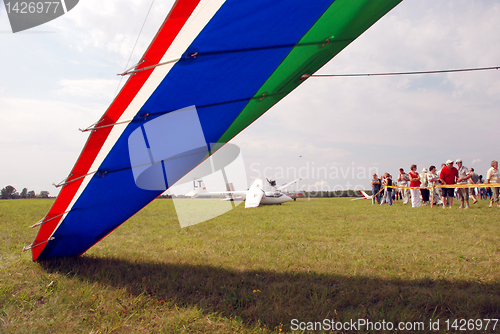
[259, 192, 293, 205]
[185, 178, 295, 208]
[243, 179, 294, 208]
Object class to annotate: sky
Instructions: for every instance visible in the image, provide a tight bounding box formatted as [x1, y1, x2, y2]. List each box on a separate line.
[1, 0, 499, 196]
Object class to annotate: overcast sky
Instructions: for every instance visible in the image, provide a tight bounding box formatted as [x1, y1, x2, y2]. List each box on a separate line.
[1, 0, 499, 195]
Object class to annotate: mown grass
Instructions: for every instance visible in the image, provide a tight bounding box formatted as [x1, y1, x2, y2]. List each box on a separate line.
[1, 198, 499, 333]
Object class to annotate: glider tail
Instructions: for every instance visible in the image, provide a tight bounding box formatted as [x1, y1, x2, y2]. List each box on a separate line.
[359, 190, 373, 199]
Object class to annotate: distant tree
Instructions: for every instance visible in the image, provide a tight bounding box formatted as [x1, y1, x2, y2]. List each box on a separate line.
[27, 190, 36, 198]
[20, 188, 28, 199]
[39, 190, 50, 198]
[1, 185, 16, 199]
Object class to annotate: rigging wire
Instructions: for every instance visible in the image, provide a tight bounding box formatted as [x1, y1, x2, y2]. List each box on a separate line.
[83, 65, 499, 132]
[307, 66, 500, 78]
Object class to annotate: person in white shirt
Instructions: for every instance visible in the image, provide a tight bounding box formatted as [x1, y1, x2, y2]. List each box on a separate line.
[420, 168, 429, 206]
[397, 168, 410, 205]
[486, 160, 500, 208]
[427, 165, 441, 207]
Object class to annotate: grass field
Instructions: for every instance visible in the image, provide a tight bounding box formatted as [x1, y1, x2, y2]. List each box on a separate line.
[1, 198, 500, 333]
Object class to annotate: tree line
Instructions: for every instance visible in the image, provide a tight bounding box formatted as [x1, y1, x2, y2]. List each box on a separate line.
[301, 190, 363, 198]
[0, 185, 50, 199]
[0, 186, 368, 200]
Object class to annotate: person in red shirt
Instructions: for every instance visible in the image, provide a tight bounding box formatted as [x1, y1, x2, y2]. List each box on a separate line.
[439, 160, 458, 208]
[408, 164, 421, 207]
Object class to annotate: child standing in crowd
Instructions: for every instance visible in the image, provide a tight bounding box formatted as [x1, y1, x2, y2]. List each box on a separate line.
[479, 175, 486, 200]
[469, 167, 479, 204]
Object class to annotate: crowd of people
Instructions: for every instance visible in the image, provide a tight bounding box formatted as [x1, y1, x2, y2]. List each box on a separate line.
[371, 160, 500, 209]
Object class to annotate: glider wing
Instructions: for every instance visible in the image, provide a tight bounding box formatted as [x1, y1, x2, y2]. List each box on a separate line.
[30, 0, 402, 260]
[276, 178, 302, 192]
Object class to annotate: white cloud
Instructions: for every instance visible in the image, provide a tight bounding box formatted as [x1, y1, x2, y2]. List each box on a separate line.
[314, 180, 328, 188]
[0, 97, 103, 193]
[55, 78, 120, 100]
[50, 0, 176, 65]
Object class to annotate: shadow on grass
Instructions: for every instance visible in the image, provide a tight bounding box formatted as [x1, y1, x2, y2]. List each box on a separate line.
[39, 256, 500, 331]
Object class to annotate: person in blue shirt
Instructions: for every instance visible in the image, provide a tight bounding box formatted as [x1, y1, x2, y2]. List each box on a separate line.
[371, 173, 381, 205]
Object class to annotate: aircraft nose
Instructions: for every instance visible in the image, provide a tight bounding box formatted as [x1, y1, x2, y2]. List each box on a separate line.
[284, 195, 293, 202]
